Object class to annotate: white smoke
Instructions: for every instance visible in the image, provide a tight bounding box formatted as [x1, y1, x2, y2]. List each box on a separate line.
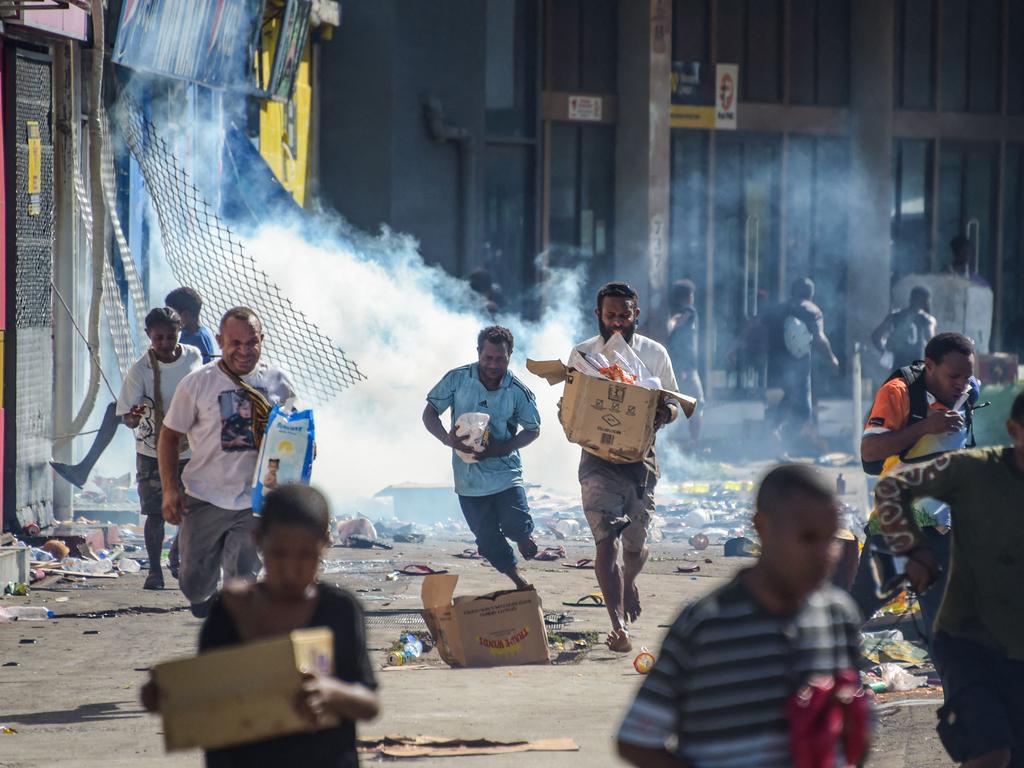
[239, 221, 588, 507]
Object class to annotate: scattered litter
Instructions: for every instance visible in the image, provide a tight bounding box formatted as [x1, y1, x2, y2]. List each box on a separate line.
[399, 564, 449, 576]
[83, 630, 100, 635]
[1, 606, 53, 621]
[676, 565, 700, 574]
[562, 592, 604, 608]
[533, 545, 566, 561]
[548, 631, 596, 664]
[543, 611, 575, 628]
[41, 540, 70, 560]
[861, 629, 930, 665]
[689, 534, 709, 550]
[1, 727, 17, 735]
[357, 735, 579, 758]
[723, 537, 759, 557]
[453, 549, 483, 560]
[2, 662, 17, 667]
[560, 558, 595, 570]
[392, 533, 425, 544]
[633, 648, 655, 674]
[18, 639, 36, 645]
[877, 663, 927, 692]
[343, 534, 393, 550]
[3, 582, 28, 596]
[336, 517, 378, 544]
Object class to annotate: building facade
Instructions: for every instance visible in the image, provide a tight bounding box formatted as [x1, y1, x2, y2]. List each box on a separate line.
[319, 0, 1024, 403]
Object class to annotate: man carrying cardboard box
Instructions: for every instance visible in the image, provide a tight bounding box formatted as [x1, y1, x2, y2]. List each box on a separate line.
[574, 282, 681, 652]
[422, 326, 542, 590]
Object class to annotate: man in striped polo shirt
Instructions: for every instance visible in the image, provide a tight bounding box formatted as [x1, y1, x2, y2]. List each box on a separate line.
[617, 464, 868, 768]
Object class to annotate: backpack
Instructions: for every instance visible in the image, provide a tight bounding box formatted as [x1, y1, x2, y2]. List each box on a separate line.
[861, 361, 979, 475]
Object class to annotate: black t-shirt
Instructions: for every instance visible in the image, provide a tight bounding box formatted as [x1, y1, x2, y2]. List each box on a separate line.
[199, 583, 377, 768]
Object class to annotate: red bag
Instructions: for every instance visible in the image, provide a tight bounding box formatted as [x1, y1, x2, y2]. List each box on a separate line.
[786, 668, 871, 768]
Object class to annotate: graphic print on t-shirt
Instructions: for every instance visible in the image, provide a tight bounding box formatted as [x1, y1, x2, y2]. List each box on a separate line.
[133, 395, 157, 451]
[218, 388, 266, 452]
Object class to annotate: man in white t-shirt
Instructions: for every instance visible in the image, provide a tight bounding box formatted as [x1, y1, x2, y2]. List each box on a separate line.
[572, 282, 682, 653]
[117, 307, 203, 590]
[159, 306, 297, 617]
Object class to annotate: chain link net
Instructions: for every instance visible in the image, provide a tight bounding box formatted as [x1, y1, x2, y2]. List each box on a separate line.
[116, 99, 365, 403]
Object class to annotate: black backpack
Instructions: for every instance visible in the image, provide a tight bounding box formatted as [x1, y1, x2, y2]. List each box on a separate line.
[861, 361, 976, 475]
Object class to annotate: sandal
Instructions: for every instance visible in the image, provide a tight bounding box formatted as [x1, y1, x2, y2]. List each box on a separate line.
[534, 546, 566, 562]
[453, 548, 483, 560]
[562, 591, 605, 608]
[398, 564, 450, 576]
[561, 558, 595, 569]
[676, 565, 701, 574]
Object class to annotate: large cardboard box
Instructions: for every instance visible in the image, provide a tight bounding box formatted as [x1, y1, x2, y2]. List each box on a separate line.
[421, 574, 550, 668]
[527, 359, 696, 464]
[152, 628, 336, 751]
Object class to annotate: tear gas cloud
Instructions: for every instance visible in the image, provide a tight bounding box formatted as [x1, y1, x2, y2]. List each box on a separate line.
[240, 220, 590, 508]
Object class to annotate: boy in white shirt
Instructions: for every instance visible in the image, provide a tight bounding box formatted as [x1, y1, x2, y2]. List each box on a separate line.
[117, 308, 203, 590]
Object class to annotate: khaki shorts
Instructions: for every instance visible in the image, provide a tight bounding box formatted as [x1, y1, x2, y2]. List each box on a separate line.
[580, 463, 656, 553]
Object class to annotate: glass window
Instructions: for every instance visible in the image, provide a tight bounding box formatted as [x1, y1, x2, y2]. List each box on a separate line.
[967, 0, 1000, 113]
[816, 0, 849, 106]
[669, 130, 709, 287]
[895, 0, 935, 110]
[745, 0, 782, 102]
[580, 0, 617, 92]
[789, 0, 817, 105]
[1002, 146, 1024, 355]
[892, 139, 932, 279]
[547, 0, 581, 90]
[547, 122, 580, 263]
[1009, 0, 1024, 115]
[940, 0, 968, 112]
[484, 144, 535, 300]
[486, 0, 536, 137]
[716, 0, 745, 69]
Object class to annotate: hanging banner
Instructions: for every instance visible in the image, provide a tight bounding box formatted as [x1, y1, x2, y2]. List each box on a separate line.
[26, 121, 40, 217]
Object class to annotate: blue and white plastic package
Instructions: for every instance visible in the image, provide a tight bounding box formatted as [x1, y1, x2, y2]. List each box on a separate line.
[252, 405, 316, 513]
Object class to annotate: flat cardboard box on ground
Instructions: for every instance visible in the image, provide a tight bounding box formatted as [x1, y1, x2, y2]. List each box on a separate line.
[152, 627, 336, 751]
[421, 574, 550, 668]
[527, 359, 696, 463]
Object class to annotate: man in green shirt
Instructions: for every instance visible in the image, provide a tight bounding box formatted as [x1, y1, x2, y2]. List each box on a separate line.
[876, 390, 1024, 768]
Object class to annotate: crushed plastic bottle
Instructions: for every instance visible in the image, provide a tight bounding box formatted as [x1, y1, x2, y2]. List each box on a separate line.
[2, 606, 54, 620]
[116, 558, 141, 574]
[60, 557, 114, 575]
[28, 548, 55, 562]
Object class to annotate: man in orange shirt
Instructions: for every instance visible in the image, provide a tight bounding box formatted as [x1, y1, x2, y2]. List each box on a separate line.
[850, 333, 979, 637]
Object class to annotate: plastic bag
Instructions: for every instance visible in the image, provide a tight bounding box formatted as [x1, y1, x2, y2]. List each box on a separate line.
[453, 412, 490, 463]
[878, 662, 926, 692]
[570, 334, 661, 390]
[252, 405, 316, 513]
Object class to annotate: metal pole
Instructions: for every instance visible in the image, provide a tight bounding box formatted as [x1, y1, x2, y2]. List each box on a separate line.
[852, 342, 863, 460]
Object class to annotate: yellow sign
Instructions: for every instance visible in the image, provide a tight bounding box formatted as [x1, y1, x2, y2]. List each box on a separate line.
[669, 104, 715, 130]
[27, 121, 41, 216]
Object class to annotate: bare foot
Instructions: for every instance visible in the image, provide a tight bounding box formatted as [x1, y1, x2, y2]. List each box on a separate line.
[506, 568, 532, 590]
[517, 537, 538, 560]
[605, 628, 632, 653]
[624, 582, 641, 623]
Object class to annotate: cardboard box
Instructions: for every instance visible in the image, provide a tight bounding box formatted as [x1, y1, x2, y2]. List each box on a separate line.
[152, 628, 337, 751]
[421, 574, 550, 668]
[527, 359, 697, 464]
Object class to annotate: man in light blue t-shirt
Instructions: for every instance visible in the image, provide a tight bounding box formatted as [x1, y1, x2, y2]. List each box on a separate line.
[422, 326, 541, 589]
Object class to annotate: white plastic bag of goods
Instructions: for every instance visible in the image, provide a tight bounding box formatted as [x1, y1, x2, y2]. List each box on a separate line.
[252, 406, 316, 513]
[453, 412, 490, 464]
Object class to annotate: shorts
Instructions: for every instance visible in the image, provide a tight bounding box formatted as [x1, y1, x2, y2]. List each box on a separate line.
[136, 454, 186, 516]
[580, 460, 656, 553]
[932, 631, 1024, 765]
[675, 368, 705, 404]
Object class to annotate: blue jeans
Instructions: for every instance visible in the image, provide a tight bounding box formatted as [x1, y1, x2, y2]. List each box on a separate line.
[458, 486, 533, 573]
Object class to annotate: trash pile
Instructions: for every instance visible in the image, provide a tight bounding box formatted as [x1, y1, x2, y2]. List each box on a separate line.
[383, 632, 434, 667]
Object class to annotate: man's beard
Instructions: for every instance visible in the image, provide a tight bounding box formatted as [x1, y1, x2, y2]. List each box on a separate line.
[599, 321, 636, 344]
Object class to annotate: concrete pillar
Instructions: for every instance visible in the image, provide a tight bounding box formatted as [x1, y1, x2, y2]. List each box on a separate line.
[614, 0, 672, 339]
[847, 0, 894, 355]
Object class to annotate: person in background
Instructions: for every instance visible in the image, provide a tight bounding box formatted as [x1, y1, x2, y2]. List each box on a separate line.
[667, 279, 703, 450]
[851, 332, 978, 642]
[871, 286, 937, 371]
[117, 307, 203, 590]
[875, 391, 1024, 768]
[573, 282, 682, 653]
[166, 286, 217, 364]
[771, 278, 839, 455]
[617, 465, 869, 768]
[142, 484, 379, 768]
[422, 326, 541, 590]
[942, 234, 990, 287]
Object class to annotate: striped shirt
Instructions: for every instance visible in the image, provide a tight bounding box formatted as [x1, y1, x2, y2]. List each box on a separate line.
[618, 575, 862, 768]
